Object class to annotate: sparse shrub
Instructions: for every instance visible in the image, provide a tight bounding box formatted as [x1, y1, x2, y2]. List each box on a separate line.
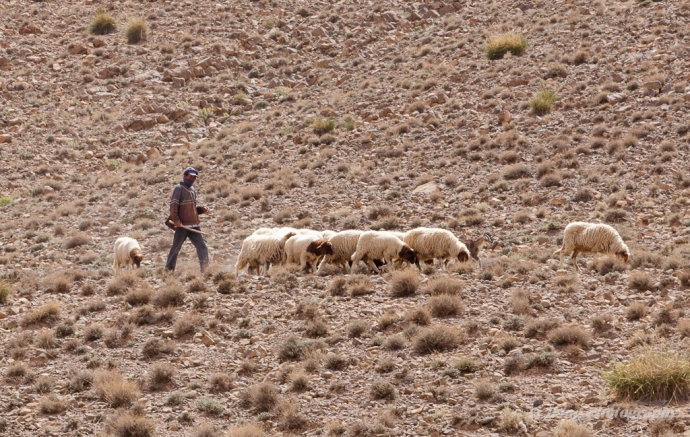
[93, 370, 140, 408]
[126, 288, 152, 306]
[677, 319, 690, 338]
[628, 271, 655, 291]
[626, 302, 647, 321]
[5, 364, 29, 382]
[678, 270, 690, 288]
[485, 32, 527, 60]
[592, 255, 626, 275]
[35, 329, 57, 349]
[147, 363, 175, 391]
[591, 313, 613, 334]
[509, 289, 531, 314]
[153, 285, 185, 308]
[38, 395, 68, 414]
[425, 277, 463, 296]
[313, 118, 336, 135]
[90, 11, 116, 35]
[573, 188, 594, 203]
[370, 380, 397, 401]
[605, 208, 627, 223]
[502, 164, 531, 180]
[186, 278, 207, 293]
[131, 305, 158, 326]
[209, 373, 234, 393]
[347, 319, 369, 338]
[68, 371, 93, 393]
[498, 407, 529, 433]
[406, 307, 431, 326]
[412, 325, 462, 355]
[377, 312, 400, 331]
[63, 232, 89, 249]
[83, 323, 104, 341]
[196, 397, 224, 416]
[34, 375, 54, 393]
[228, 423, 265, 437]
[0, 279, 11, 303]
[328, 277, 347, 296]
[475, 379, 496, 401]
[193, 423, 223, 437]
[288, 371, 309, 392]
[605, 349, 690, 402]
[278, 404, 309, 432]
[530, 87, 557, 115]
[105, 412, 155, 437]
[278, 335, 308, 362]
[21, 301, 61, 327]
[553, 419, 594, 437]
[389, 270, 419, 297]
[653, 307, 676, 326]
[383, 334, 406, 351]
[348, 275, 373, 297]
[427, 295, 464, 318]
[548, 325, 591, 349]
[217, 278, 235, 294]
[126, 18, 147, 44]
[242, 382, 280, 412]
[324, 353, 349, 371]
[304, 319, 329, 338]
[174, 312, 202, 337]
[447, 357, 482, 376]
[142, 338, 175, 359]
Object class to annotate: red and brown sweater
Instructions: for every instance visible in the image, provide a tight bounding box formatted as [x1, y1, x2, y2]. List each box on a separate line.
[169, 183, 200, 227]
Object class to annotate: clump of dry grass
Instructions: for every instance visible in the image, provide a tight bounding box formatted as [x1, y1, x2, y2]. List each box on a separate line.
[90, 10, 116, 35]
[389, 270, 420, 297]
[626, 302, 647, 321]
[502, 163, 531, 180]
[174, 312, 202, 338]
[5, 363, 29, 383]
[604, 349, 690, 402]
[591, 313, 613, 334]
[412, 325, 463, 355]
[209, 372, 234, 393]
[553, 419, 593, 437]
[0, 279, 9, 303]
[370, 380, 396, 401]
[277, 335, 314, 362]
[126, 287, 152, 306]
[153, 285, 185, 308]
[241, 382, 280, 412]
[278, 403, 309, 432]
[324, 353, 349, 371]
[485, 32, 527, 59]
[20, 301, 61, 327]
[677, 319, 690, 338]
[425, 277, 464, 296]
[63, 232, 89, 249]
[592, 255, 627, 275]
[475, 379, 497, 401]
[142, 338, 176, 360]
[509, 289, 531, 314]
[147, 363, 175, 391]
[313, 118, 336, 135]
[68, 371, 93, 393]
[427, 295, 464, 318]
[126, 18, 147, 44]
[530, 87, 557, 115]
[628, 271, 656, 291]
[93, 370, 141, 408]
[347, 319, 369, 338]
[498, 407, 530, 434]
[38, 395, 68, 415]
[548, 325, 591, 349]
[227, 423, 265, 437]
[105, 412, 155, 437]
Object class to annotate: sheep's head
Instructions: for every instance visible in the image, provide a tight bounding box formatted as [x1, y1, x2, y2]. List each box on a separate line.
[398, 245, 418, 265]
[129, 248, 143, 267]
[617, 250, 630, 264]
[307, 240, 334, 256]
[457, 249, 470, 263]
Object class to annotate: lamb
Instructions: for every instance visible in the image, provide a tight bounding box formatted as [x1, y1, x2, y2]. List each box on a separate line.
[402, 227, 471, 269]
[554, 222, 630, 271]
[285, 233, 334, 273]
[235, 232, 296, 275]
[113, 237, 143, 273]
[316, 230, 363, 273]
[350, 231, 418, 274]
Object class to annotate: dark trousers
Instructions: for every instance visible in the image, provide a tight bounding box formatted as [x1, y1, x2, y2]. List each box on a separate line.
[165, 227, 209, 272]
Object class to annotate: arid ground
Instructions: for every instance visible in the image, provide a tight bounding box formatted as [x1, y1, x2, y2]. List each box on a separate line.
[1, 0, 690, 436]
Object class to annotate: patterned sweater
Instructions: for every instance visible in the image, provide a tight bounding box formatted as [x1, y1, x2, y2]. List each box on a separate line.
[169, 183, 200, 227]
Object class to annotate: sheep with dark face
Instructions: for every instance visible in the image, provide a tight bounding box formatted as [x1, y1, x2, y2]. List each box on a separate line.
[402, 227, 471, 270]
[554, 222, 630, 271]
[285, 233, 334, 273]
[113, 237, 143, 273]
[316, 230, 362, 273]
[351, 231, 418, 274]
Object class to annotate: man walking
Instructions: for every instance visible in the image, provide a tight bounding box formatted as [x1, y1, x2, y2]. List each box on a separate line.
[165, 167, 210, 273]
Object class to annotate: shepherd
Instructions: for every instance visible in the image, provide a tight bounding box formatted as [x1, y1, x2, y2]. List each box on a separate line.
[165, 167, 210, 273]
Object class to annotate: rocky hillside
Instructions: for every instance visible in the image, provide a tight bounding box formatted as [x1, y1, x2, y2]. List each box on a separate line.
[1, 0, 689, 435]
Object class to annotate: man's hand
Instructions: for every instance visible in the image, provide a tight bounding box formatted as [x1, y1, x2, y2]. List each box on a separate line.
[196, 206, 210, 214]
[174, 220, 182, 228]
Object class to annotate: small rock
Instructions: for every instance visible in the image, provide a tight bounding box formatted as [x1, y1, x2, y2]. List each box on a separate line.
[68, 44, 88, 55]
[0, 134, 12, 143]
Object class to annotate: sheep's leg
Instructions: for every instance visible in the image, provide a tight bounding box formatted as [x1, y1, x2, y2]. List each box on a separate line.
[571, 251, 580, 272]
[113, 260, 119, 274]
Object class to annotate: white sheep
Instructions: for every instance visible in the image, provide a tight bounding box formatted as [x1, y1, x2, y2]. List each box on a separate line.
[285, 233, 334, 273]
[317, 229, 363, 273]
[235, 232, 296, 275]
[113, 237, 143, 273]
[350, 231, 418, 274]
[402, 227, 471, 269]
[252, 227, 298, 238]
[554, 222, 630, 271]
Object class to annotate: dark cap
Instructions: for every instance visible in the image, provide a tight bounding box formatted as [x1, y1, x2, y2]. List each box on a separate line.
[183, 167, 199, 177]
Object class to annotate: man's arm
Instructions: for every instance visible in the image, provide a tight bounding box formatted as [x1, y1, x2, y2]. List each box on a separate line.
[169, 185, 183, 227]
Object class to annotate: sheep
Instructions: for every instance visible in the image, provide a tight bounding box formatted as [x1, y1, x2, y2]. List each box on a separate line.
[317, 229, 363, 273]
[113, 237, 143, 273]
[554, 222, 630, 271]
[402, 227, 471, 270]
[285, 233, 334, 273]
[350, 231, 418, 274]
[251, 227, 298, 239]
[235, 232, 296, 275]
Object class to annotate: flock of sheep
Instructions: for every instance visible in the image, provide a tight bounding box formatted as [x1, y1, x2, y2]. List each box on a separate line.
[110, 221, 630, 275]
[233, 221, 631, 276]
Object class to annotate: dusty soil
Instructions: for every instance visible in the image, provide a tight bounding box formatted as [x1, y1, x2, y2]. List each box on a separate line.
[1, 0, 689, 435]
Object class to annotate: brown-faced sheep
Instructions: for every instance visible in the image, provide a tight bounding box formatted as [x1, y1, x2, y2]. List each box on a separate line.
[113, 237, 143, 273]
[402, 227, 471, 270]
[554, 222, 630, 271]
[285, 234, 334, 273]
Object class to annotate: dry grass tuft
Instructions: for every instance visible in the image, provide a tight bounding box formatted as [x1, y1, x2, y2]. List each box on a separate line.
[126, 287, 152, 306]
[475, 379, 497, 401]
[628, 271, 656, 291]
[605, 349, 690, 402]
[126, 18, 147, 44]
[548, 325, 591, 349]
[425, 277, 463, 296]
[370, 380, 397, 401]
[485, 32, 527, 59]
[347, 319, 369, 338]
[0, 279, 9, 303]
[592, 255, 627, 275]
[93, 370, 141, 408]
[21, 301, 61, 327]
[142, 338, 176, 360]
[626, 302, 647, 321]
[147, 363, 175, 391]
[427, 295, 465, 318]
[313, 118, 336, 135]
[38, 395, 68, 415]
[498, 407, 530, 434]
[530, 87, 557, 115]
[241, 382, 280, 412]
[509, 289, 531, 314]
[278, 403, 310, 432]
[174, 312, 202, 338]
[153, 285, 185, 308]
[406, 307, 431, 326]
[412, 325, 463, 355]
[677, 319, 690, 338]
[209, 372, 234, 393]
[105, 412, 155, 437]
[390, 270, 420, 297]
[553, 419, 594, 437]
[227, 423, 265, 437]
[90, 11, 116, 35]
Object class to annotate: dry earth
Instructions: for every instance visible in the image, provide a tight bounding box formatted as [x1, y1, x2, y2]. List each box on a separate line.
[1, 0, 690, 436]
